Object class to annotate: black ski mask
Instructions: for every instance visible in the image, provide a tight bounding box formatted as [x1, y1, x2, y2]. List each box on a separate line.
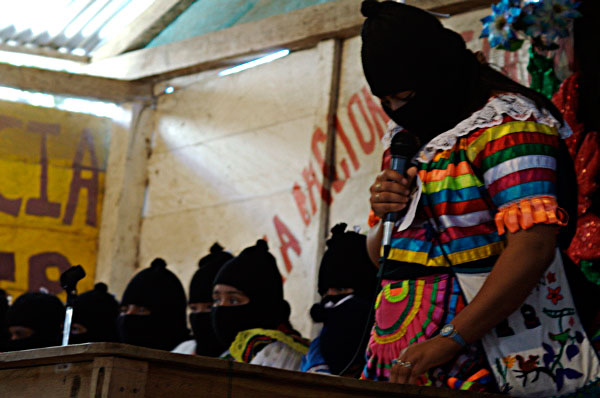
[316, 223, 377, 300]
[312, 294, 372, 375]
[5, 292, 65, 351]
[310, 223, 377, 375]
[360, 0, 486, 143]
[0, 289, 9, 351]
[189, 243, 233, 356]
[70, 283, 119, 345]
[118, 258, 189, 351]
[211, 240, 291, 348]
[310, 293, 355, 323]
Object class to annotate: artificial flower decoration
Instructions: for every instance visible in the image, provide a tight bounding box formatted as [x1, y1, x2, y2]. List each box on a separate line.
[481, 0, 582, 51]
[523, 0, 582, 49]
[480, 0, 523, 50]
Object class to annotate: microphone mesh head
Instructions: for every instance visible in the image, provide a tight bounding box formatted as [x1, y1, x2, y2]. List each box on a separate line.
[390, 132, 421, 158]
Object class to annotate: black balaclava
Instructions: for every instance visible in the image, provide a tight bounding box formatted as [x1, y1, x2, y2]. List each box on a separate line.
[189, 243, 233, 357]
[0, 289, 9, 351]
[118, 258, 189, 351]
[316, 223, 377, 301]
[211, 240, 290, 348]
[360, 0, 486, 143]
[5, 292, 65, 351]
[309, 223, 377, 375]
[70, 283, 119, 344]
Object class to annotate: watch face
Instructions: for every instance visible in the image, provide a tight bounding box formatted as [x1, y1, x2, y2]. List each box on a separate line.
[441, 324, 454, 336]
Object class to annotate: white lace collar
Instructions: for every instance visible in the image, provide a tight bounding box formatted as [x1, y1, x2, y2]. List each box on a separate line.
[383, 93, 572, 163]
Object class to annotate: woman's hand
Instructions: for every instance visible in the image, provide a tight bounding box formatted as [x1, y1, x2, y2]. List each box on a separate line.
[390, 336, 462, 385]
[369, 167, 418, 218]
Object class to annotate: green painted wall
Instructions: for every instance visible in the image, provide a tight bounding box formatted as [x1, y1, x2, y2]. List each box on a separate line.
[146, 0, 340, 48]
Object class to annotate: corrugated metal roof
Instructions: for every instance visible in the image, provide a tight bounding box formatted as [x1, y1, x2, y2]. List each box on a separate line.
[0, 0, 153, 60]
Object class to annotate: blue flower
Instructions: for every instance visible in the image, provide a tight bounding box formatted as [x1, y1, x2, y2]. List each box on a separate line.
[523, 0, 582, 46]
[480, 0, 523, 49]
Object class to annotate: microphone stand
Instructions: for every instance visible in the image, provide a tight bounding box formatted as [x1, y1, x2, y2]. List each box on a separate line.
[60, 265, 86, 346]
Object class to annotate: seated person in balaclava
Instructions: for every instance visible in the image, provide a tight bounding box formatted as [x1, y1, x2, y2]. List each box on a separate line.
[70, 283, 119, 344]
[173, 243, 233, 356]
[212, 239, 309, 370]
[5, 292, 65, 351]
[118, 258, 190, 351]
[301, 223, 377, 376]
[0, 289, 9, 351]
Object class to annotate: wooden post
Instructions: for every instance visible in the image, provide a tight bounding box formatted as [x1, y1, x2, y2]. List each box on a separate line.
[95, 103, 155, 297]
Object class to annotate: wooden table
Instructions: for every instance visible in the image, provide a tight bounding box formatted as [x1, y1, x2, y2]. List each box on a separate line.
[0, 343, 505, 397]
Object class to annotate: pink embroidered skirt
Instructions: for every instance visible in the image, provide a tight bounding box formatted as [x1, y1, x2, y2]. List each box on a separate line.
[361, 274, 493, 391]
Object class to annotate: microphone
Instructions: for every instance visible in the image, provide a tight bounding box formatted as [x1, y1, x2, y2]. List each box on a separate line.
[381, 132, 420, 249]
[60, 265, 86, 346]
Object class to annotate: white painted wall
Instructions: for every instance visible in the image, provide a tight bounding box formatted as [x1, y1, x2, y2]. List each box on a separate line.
[139, 42, 337, 335]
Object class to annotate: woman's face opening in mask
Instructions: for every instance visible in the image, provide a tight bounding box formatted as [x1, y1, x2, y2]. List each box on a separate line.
[212, 284, 250, 307]
[380, 90, 416, 111]
[120, 304, 151, 316]
[189, 302, 212, 313]
[325, 287, 354, 297]
[9, 326, 34, 341]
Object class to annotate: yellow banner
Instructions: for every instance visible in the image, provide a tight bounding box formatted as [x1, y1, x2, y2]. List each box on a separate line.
[0, 100, 111, 301]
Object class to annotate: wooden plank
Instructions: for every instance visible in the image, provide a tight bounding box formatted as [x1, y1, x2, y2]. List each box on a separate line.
[92, 0, 196, 61]
[0, 343, 505, 398]
[91, 357, 148, 398]
[82, 0, 495, 82]
[431, 0, 496, 15]
[0, 360, 93, 397]
[0, 43, 90, 63]
[0, 62, 153, 103]
[0, 343, 231, 371]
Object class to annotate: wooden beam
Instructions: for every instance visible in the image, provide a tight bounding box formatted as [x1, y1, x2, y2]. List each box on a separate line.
[0, 62, 153, 103]
[92, 0, 196, 61]
[0, 44, 90, 63]
[430, 0, 496, 16]
[82, 0, 495, 83]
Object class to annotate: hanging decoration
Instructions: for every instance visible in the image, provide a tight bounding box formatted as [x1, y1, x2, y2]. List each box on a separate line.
[481, 0, 582, 51]
[480, 0, 524, 50]
[527, 47, 562, 99]
[552, 73, 600, 285]
[480, 0, 582, 99]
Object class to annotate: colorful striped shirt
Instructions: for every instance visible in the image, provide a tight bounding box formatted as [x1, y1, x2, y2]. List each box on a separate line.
[379, 94, 570, 279]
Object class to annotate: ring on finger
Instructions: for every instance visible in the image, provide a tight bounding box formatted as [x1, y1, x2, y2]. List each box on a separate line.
[375, 193, 380, 199]
[375, 183, 381, 191]
[391, 358, 413, 368]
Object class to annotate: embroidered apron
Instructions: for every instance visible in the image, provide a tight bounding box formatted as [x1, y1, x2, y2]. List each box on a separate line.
[456, 250, 600, 397]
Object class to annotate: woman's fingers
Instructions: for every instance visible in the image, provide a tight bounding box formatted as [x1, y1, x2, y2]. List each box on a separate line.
[395, 363, 411, 384]
[389, 362, 400, 383]
[378, 168, 411, 186]
[371, 181, 411, 196]
[370, 166, 419, 218]
[407, 365, 424, 385]
[372, 203, 407, 218]
[405, 166, 418, 184]
[373, 191, 410, 204]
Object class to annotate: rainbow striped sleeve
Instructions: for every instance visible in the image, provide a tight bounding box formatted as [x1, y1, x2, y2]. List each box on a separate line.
[467, 117, 566, 234]
[467, 118, 560, 207]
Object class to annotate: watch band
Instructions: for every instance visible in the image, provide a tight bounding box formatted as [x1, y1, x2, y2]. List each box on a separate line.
[449, 329, 466, 347]
[440, 324, 467, 347]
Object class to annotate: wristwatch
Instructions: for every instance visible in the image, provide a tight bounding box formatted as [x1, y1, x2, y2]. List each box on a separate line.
[440, 324, 466, 347]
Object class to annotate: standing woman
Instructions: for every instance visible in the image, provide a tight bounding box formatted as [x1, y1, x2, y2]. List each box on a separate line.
[360, 1, 600, 396]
